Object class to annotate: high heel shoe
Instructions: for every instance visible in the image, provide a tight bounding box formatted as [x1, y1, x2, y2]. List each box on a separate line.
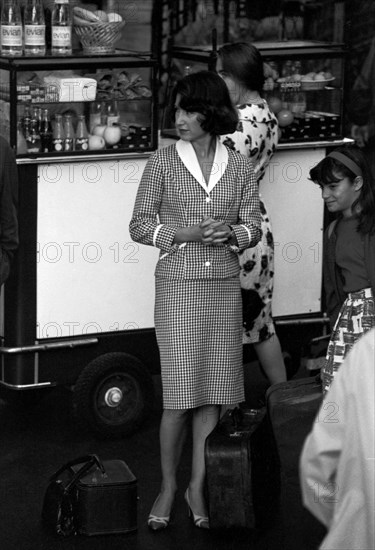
[147, 514, 170, 531]
[184, 489, 209, 529]
[147, 494, 172, 531]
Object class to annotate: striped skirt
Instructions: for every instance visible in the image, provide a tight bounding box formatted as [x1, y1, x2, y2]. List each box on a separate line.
[322, 287, 375, 394]
[154, 277, 244, 409]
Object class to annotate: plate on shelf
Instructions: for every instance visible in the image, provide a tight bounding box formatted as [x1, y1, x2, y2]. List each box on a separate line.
[300, 77, 335, 90]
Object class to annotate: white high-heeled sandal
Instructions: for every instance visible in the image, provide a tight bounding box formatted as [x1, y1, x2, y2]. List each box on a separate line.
[147, 493, 172, 531]
[147, 513, 170, 531]
[184, 489, 209, 529]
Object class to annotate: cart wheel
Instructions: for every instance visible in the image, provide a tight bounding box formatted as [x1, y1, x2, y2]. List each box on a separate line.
[72, 352, 155, 439]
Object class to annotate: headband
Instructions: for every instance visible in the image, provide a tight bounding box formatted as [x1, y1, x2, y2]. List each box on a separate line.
[327, 151, 363, 178]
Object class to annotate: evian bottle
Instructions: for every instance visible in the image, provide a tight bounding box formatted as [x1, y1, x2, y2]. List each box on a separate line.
[0, 0, 23, 56]
[51, 0, 72, 55]
[24, 0, 46, 56]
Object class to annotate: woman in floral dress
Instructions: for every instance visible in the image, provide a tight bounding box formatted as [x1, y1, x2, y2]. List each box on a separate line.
[217, 42, 287, 385]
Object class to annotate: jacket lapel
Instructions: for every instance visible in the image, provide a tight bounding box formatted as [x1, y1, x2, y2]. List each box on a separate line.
[176, 139, 228, 195]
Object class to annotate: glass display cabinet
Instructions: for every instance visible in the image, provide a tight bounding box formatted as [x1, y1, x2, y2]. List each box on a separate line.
[0, 51, 158, 157]
[162, 40, 345, 143]
[0, 50, 161, 438]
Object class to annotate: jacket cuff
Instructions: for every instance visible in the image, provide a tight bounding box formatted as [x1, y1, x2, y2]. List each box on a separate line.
[153, 224, 178, 252]
[233, 224, 258, 250]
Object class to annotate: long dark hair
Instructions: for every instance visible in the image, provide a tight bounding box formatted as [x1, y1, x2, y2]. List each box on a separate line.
[309, 145, 375, 234]
[169, 71, 238, 135]
[217, 42, 265, 94]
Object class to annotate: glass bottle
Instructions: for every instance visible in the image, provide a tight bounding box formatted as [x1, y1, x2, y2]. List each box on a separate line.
[0, 0, 23, 56]
[22, 104, 32, 139]
[17, 120, 28, 154]
[75, 115, 89, 151]
[26, 118, 41, 153]
[32, 105, 42, 132]
[52, 114, 65, 152]
[89, 101, 102, 133]
[24, 0, 46, 56]
[63, 113, 75, 151]
[51, 0, 72, 55]
[106, 97, 120, 126]
[40, 108, 53, 152]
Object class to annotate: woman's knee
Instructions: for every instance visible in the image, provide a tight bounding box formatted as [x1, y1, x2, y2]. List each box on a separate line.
[163, 408, 189, 422]
[193, 405, 220, 424]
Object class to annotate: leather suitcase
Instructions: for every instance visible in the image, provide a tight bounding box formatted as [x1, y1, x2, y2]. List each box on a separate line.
[205, 407, 280, 530]
[266, 377, 323, 481]
[72, 459, 137, 535]
[266, 377, 325, 550]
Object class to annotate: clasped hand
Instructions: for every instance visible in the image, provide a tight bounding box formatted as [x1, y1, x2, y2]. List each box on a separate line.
[199, 217, 232, 245]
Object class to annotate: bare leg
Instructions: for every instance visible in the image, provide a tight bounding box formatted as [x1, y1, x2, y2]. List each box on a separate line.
[188, 404, 220, 516]
[254, 334, 287, 385]
[150, 408, 189, 517]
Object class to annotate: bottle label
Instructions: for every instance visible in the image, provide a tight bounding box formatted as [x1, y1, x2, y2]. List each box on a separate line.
[64, 138, 74, 151]
[1, 25, 23, 47]
[24, 25, 46, 46]
[26, 137, 41, 153]
[75, 138, 89, 151]
[51, 26, 71, 47]
[41, 134, 52, 152]
[107, 115, 120, 126]
[52, 138, 64, 152]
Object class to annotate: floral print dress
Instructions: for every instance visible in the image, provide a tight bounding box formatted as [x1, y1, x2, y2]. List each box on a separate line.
[221, 101, 279, 343]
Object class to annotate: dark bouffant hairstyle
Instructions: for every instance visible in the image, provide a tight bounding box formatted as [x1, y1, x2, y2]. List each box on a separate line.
[309, 145, 375, 234]
[218, 42, 265, 94]
[169, 70, 239, 135]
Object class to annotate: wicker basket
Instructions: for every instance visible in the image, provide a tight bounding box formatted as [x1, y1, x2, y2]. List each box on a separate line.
[74, 20, 125, 55]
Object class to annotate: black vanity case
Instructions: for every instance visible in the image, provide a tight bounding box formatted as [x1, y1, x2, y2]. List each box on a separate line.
[72, 459, 138, 535]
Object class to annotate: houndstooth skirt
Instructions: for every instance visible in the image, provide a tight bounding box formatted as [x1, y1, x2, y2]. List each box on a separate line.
[322, 287, 375, 394]
[154, 277, 244, 409]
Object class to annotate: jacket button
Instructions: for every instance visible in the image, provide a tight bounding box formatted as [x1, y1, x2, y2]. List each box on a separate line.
[206, 197, 211, 203]
[205, 261, 210, 267]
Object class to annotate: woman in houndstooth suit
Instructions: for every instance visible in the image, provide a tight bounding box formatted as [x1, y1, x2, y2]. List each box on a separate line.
[130, 71, 261, 530]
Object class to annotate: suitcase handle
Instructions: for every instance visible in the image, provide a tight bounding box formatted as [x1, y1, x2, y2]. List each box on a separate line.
[48, 454, 106, 493]
[229, 407, 244, 430]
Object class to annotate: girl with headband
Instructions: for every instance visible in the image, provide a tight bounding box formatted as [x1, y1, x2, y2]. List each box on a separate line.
[309, 145, 375, 394]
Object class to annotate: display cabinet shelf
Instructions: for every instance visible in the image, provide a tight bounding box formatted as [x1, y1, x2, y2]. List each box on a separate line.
[0, 50, 158, 157]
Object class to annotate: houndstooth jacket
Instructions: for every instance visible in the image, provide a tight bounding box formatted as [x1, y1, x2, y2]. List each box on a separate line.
[129, 139, 261, 280]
